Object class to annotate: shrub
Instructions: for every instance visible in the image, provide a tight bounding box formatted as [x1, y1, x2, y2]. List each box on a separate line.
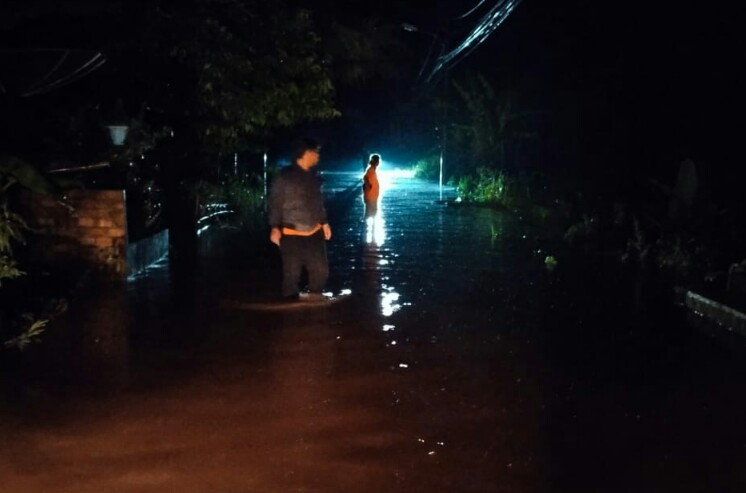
[199, 174, 264, 228]
[413, 155, 440, 181]
[563, 213, 599, 246]
[1, 156, 64, 350]
[456, 167, 516, 206]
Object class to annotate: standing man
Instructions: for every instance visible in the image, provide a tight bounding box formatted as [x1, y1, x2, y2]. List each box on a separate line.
[363, 153, 381, 219]
[268, 138, 332, 301]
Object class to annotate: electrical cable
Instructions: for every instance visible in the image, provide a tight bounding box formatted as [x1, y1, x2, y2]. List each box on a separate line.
[426, 0, 523, 81]
[23, 52, 106, 96]
[453, 0, 489, 20]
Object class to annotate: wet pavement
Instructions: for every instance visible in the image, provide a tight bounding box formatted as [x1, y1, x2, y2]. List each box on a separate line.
[2, 172, 746, 492]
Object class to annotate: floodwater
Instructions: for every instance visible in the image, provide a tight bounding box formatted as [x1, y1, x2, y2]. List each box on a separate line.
[2, 171, 746, 492]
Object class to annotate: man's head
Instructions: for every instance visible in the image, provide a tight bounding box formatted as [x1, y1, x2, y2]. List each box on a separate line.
[369, 154, 380, 167]
[294, 137, 321, 170]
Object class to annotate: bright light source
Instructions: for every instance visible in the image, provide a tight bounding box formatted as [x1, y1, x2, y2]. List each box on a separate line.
[381, 169, 416, 179]
[107, 125, 128, 146]
[377, 168, 416, 192]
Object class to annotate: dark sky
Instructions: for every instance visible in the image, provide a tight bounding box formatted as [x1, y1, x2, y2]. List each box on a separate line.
[310, 0, 742, 176]
[2, 0, 742, 179]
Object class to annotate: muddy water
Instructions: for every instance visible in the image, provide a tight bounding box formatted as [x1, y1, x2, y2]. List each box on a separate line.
[1, 172, 746, 492]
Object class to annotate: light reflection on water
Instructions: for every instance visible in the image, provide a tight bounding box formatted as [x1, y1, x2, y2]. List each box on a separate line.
[381, 291, 401, 317]
[45, 173, 488, 385]
[361, 180, 406, 319]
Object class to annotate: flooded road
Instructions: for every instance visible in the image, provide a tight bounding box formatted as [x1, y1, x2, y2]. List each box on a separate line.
[2, 172, 746, 492]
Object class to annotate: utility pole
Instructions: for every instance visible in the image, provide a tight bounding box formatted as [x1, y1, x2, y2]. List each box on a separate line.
[440, 63, 449, 202]
[263, 151, 268, 211]
[402, 22, 448, 201]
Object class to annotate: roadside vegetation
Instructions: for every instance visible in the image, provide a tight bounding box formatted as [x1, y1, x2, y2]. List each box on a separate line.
[414, 70, 746, 304]
[0, 157, 67, 351]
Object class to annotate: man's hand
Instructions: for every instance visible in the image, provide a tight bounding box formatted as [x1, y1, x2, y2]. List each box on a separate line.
[270, 227, 282, 246]
[322, 223, 332, 240]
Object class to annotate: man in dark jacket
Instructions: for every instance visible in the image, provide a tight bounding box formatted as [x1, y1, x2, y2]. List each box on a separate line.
[268, 138, 332, 301]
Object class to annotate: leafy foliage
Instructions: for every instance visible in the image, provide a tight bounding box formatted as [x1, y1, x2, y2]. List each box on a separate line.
[413, 154, 441, 180]
[0, 156, 63, 350]
[324, 19, 408, 87]
[450, 73, 535, 175]
[563, 213, 599, 246]
[0, 156, 37, 289]
[456, 167, 518, 207]
[0, 203, 26, 288]
[139, 0, 340, 153]
[0, 154, 57, 195]
[4, 317, 48, 350]
[199, 174, 264, 228]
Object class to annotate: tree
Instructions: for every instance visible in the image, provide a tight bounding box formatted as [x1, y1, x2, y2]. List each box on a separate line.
[104, 0, 344, 250]
[451, 73, 535, 175]
[132, 0, 339, 156]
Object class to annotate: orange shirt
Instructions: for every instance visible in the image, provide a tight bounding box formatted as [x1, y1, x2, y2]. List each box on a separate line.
[363, 166, 379, 201]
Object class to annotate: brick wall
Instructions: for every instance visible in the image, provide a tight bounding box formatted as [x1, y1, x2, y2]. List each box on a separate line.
[21, 190, 128, 277]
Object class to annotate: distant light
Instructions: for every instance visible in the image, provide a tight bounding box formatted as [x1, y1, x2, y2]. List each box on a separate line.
[379, 169, 416, 179]
[107, 125, 128, 146]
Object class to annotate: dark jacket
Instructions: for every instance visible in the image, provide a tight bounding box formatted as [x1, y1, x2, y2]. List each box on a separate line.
[268, 163, 328, 231]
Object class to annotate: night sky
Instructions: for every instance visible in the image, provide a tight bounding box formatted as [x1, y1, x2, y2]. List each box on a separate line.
[290, 0, 742, 186]
[1, 1, 742, 182]
[509, 1, 742, 168]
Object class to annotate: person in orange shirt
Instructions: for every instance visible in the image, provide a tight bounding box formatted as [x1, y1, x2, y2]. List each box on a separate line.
[363, 154, 380, 218]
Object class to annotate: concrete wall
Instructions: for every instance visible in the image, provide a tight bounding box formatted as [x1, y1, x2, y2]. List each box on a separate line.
[21, 190, 128, 277]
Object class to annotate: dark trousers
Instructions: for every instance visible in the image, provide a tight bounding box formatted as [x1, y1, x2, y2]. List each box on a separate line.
[279, 230, 329, 296]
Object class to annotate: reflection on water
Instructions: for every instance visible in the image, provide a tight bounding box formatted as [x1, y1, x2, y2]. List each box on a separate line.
[364, 214, 385, 247]
[31, 287, 133, 391]
[380, 289, 401, 317]
[361, 182, 407, 321]
[18, 173, 453, 391]
[7, 171, 746, 493]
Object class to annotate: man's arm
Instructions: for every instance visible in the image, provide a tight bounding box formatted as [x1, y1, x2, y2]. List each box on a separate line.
[270, 227, 282, 246]
[267, 174, 284, 245]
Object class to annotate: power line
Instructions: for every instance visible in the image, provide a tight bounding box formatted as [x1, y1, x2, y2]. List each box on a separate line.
[413, 35, 443, 89]
[23, 52, 106, 96]
[453, 0, 489, 20]
[0, 49, 107, 97]
[427, 0, 523, 82]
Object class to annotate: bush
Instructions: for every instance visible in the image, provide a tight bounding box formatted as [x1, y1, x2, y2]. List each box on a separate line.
[1, 156, 65, 350]
[199, 174, 264, 228]
[564, 213, 599, 246]
[456, 167, 519, 207]
[413, 155, 440, 181]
